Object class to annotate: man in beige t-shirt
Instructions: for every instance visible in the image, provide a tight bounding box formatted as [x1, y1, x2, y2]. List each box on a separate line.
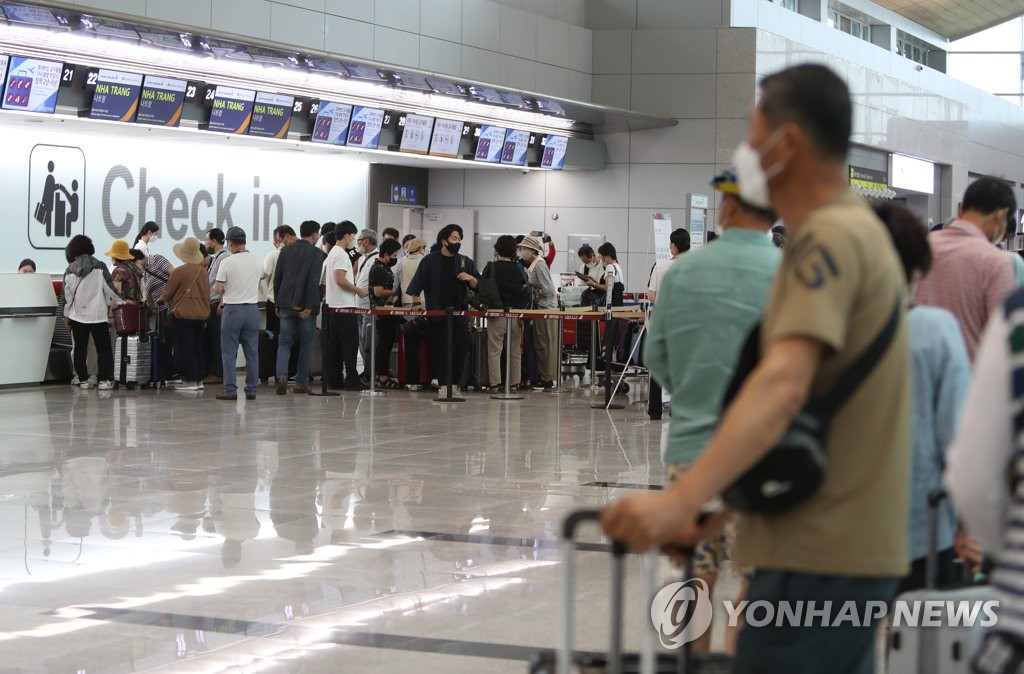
[603, 64, 909, 673]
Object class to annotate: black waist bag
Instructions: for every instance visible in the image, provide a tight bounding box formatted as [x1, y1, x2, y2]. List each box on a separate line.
[720, 299, 901, 514]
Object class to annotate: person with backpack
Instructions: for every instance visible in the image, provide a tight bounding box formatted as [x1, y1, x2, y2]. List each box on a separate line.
[405, 224, 481, 397]
[63, 235, 123, 390]
[480, 235, 529, 392]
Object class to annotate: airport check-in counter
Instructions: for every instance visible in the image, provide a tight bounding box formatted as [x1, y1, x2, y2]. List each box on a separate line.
[0, 274, 58, 386]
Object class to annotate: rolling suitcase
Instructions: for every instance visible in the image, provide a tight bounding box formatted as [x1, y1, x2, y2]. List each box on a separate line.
[460, 325, 488, 391]
[397, 328, 429, 386]
[888, 490, 994, 674]
[530, 510, 732, 674]
[115, 333, 151, 390]
[148, 309, 170, 388]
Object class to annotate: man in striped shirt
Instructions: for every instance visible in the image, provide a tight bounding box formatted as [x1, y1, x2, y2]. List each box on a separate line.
[946, 286, 1024, 672]
[913, 177, 1017, 361]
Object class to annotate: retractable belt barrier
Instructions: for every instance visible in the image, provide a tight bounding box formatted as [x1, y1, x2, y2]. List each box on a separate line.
[322, 305, 646, 404]
[325, 306, 644, 321]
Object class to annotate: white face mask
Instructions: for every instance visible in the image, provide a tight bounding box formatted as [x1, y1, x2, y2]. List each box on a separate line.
[732, 128, 786, 211]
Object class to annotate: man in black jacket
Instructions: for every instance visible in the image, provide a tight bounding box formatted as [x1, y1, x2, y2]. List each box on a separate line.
[272, 220, 326, 395]
[406, 224, 480, 393]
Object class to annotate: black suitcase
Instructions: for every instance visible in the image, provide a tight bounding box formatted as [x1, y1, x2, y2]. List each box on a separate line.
[460, 326, 488, 391]
[530, 510, 733, 673]
[148, 309, 171, 388]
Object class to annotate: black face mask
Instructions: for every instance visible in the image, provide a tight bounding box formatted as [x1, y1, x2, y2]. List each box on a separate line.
[446, 242, 461, 255]
[387, 258, 398, 267]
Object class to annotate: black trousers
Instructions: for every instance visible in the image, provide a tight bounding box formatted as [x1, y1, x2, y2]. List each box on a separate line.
[427, 316, 468, 386]
[328, 312, 360, 387]
[204, 303, 222, 377]
[70, 320, 113, 382]
[648, 377, 663, 419]
[375, 316, 400, 377]
[174, 317, 205, 382]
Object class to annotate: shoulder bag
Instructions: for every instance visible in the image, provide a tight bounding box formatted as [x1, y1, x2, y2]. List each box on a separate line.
[720, 298, 901, 514]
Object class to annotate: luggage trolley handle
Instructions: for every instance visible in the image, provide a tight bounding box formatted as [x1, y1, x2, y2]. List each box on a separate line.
[560, 510, 630, 674]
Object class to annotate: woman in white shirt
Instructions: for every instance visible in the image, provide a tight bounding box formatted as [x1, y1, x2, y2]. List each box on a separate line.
[132, 221, 160, 257]
[63, 235, 123, 390]
[588, 242, 625, 306]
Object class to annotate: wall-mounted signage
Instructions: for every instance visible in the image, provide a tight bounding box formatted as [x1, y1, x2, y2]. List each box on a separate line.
[207, 85, 255, 134]
[474, 125, 506, 163]
[89, 69, 142, 122]
[499, 128, 529, 166]
[2, 115, 367, 271]
[398, 113, 433, 155]
[390, 184, 418, 205]
[311, 101, 352, 145]
[541, 135, 568, 170]
[136, 75, 186, 127]
[247, 91, 293, 139]
[849, 165, 888, 191]
[2, 55, 61, 113]
[346, 105, 384, 149]
[889, 153, 934, 195]
[428, 118, 463, 158]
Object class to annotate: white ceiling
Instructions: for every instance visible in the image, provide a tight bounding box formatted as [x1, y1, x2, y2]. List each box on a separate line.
[874, 0, 1024, 40]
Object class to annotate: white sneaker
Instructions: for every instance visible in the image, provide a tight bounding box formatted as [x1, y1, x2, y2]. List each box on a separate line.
[198, 382, 205, 390]
[80, 375, 98, 390]
[70, 376, 80, 386]
[97, 381, 114, 391]
[451, 385, 462, 397]
[175, 382, 202, 391]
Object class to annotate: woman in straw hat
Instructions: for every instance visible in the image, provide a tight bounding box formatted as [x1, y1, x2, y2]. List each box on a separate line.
[160, 238, 211, 391]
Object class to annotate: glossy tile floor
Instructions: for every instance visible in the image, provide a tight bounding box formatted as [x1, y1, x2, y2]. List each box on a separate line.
[0, 377, 746, 673]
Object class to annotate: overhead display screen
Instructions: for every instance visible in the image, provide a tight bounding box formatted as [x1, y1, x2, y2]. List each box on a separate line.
[474, 125, 506, 163]
[396, 72, 432, 92]
[398, 114, 433, 155]
[248, 91, 294, 139]
[346, 106, 384, 149]
[470, 86, 503, 105]
[428, 118, 463, 158]
[427, 77, 462, 96]
[0, 55, 8, 93]
[136, 75, 186, 127]
[499, 129, 530, 166]
[2, 56, 61, 114]
[138, 27, 193, 52]
[0, 3, 61, 27]
[343, 63, 381, 81]
[311, 101, 353, 145]
[207, 85, 255, 134]
[89, 69, 143, 122]
[541, 135, 568, 170]
[82, 16, 139, 40]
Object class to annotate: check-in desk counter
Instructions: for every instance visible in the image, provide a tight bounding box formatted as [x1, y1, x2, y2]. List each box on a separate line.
[0, 274, 58, 386]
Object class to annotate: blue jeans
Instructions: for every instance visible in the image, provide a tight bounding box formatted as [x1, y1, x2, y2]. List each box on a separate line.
[277, 308, 315, 385]
[220, 304, 260, 395]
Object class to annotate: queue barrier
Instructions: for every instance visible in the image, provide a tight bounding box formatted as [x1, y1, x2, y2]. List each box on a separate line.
[324, 306, 646, 407]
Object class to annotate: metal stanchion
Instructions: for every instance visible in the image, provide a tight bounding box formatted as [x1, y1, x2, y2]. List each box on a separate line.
[550, 311, 565, 394]
[435, 307, 465, 403]
[363, 310, 383, 397]
[592, 308, 624, 410]
[588, 303, 598, 393]
[492, 312, 523, 401]
[309, 302, 339, 397]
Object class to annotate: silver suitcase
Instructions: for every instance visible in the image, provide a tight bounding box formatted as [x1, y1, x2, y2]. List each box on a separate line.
[888, 490, 994, 673]
[114, 334, 151, 389]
